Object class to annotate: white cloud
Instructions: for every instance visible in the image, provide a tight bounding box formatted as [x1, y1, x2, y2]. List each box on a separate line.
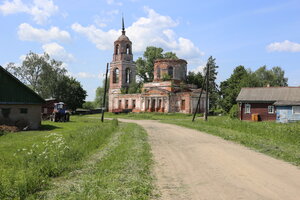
[42, 42, 74, 62]
[18, 23, 71, 43]
[267, 40, 300, 52]
[0, 0, 58, 24]
[70, 72, 102, 79]
[72, 7, 204, 66]
[106, 0, 122, 6]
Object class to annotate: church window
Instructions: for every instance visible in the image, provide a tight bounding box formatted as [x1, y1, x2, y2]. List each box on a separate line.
[126, 44, 131, 54]
[168, 66, 174, 78]
[157, 67, 161, 79]
[113, 68, 119, 83]
[125, 68, 131, 83]
[115, 44, 120, 55]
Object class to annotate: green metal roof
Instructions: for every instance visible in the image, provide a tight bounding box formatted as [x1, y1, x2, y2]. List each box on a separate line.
[0, 66, 45, 104]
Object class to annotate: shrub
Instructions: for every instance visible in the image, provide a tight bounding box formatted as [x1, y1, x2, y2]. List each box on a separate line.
[229, 104, 239, 119]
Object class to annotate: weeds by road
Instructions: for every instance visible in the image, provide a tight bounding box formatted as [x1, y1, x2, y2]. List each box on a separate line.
[0, 116, 154, 200]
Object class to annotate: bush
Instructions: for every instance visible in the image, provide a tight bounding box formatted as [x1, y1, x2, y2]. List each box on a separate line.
[229, 104, 239, 119]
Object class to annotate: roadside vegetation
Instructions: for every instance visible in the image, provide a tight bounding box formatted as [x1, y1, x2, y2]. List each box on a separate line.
[103, 113, 300, 166]
[0, 116, 154, 200]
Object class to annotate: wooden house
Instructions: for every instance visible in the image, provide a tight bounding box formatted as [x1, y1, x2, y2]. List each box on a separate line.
[236, 87, 300, 122]
[0, 66, 45, 129]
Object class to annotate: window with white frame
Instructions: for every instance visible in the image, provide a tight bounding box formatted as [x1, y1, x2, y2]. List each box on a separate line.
[293, 106, 300, 114]
[245, 104, 251, 114]
[268, 106, 275, 114]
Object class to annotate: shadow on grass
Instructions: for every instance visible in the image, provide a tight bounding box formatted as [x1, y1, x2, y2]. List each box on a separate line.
[40, 124, 61, 131]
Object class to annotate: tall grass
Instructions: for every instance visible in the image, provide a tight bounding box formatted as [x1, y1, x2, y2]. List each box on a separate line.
[0, 116, 119, 199]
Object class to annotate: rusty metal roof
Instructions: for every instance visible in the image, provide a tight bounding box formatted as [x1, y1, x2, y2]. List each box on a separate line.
[236, 87, 300, 102]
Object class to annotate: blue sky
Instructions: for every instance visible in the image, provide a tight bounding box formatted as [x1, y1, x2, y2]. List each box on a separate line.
[1, 0, 300, 101]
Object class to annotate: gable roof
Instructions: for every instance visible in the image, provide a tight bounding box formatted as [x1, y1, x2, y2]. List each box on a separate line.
[0, 66, 45, 104]
[236, 87, 300, 103]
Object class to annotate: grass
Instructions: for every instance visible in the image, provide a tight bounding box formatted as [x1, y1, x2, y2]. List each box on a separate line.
[101, 112, 300, 166]
[42, 122, 154, 200]
[0, 115, 154, 200]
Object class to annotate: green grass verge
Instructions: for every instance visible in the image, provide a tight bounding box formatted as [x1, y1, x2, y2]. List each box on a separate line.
[45, 122, 154, 200]
[99, 112, 300, 166]
[0, 116, 133, 199]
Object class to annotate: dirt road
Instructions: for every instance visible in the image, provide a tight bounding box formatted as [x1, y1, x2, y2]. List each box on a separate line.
[118, 119, 300, 200]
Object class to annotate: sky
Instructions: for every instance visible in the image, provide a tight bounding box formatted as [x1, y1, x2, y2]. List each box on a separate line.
[0, 0, 300, 101]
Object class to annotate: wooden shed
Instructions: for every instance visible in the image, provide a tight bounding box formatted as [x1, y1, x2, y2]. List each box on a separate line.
[0, 66, 45, 129]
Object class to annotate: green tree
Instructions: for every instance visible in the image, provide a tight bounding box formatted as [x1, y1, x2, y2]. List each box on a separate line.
[219, 66, 257, 112]
[6, 52, 66, 97]
[82, 101, 96, 109]
[54, 76, 87, 110]
[254, 66, 288, 87]
[6, 51, 87, 110]
[186, 71, 204, 88]
[203, 56, 219, 110]
[136, 46, 178, 82]
[94, 78, 110, 108]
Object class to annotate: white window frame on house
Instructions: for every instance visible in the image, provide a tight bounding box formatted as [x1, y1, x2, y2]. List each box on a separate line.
[268, 105, 275, 114]
[245, 104, 251, 114]
[293, 106, 300, 114]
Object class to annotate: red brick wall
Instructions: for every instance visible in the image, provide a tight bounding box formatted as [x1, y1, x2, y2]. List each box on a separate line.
[240, 103, 276, 121]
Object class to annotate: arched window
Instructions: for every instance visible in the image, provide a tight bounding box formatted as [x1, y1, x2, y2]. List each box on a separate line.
[115, 44, 119, 55]
[126, 44, 130, 54]
[168, 66, 174, 78]
[113, 68, 119, 83]
[125, 68, 131, 83]
[157, 67, 161, 79]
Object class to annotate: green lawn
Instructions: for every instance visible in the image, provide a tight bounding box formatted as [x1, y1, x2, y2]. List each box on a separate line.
[0, 116, 154, 200]
[102, 112, 300, 166]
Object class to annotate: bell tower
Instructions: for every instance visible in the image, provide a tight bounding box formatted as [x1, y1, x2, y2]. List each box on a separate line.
[109, 17, 136, 94]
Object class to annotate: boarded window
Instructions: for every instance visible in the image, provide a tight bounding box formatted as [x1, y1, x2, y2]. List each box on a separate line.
[1, 108, 10, 118]
[245, 104, 251, 114]
[132, 100, 136, 109]
[293, 106, 300, 114]
[168, 66, 174, 78]
[125, 100, 129, 109]
[20, 108, 28, 114]
[181, 99, 186, 110]
[118, 100, 122, 109]
[268, 106, 274, 114]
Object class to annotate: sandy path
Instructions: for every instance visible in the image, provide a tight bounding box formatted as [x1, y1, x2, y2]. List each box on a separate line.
[118, 119, 300, 200]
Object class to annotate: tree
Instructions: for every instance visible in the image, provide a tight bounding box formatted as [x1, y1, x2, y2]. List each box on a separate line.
[136, 46, 178, 82]
[94, 78, 110, 108]
[82, 101, 96, 109]
[6, 51, 87, 110]
[6, 52, 66, 98]
[219, 65, 288, 113]
[254, 66, 288, 87]
[203, 56, 219, 110]
[54, 76, 87, 110]
[186, 71, 204, 88]
[219, 66, 258, 112]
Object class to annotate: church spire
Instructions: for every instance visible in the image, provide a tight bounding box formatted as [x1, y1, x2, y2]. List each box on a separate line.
[122, 15, 125, 35]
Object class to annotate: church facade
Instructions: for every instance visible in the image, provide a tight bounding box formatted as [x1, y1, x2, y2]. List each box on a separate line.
[108, 21, 207, 114]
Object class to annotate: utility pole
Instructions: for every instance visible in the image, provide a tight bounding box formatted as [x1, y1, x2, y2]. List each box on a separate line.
[101, 63, 109, 122]
[192, 74, 207, 122]
[204, 63, 210, 121]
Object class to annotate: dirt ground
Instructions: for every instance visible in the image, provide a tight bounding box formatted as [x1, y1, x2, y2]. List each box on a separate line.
[118, 119, 300, 200]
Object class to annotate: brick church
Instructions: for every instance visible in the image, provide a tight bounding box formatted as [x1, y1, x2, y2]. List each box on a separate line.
[108, 19, 207, 114]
